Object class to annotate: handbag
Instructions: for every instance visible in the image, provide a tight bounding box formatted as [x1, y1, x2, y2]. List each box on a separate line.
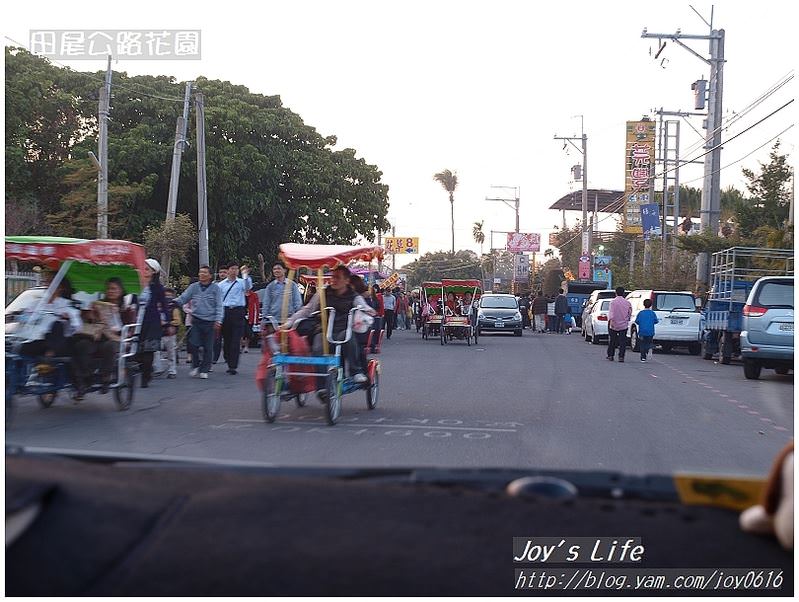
[353, 309, 374, 334]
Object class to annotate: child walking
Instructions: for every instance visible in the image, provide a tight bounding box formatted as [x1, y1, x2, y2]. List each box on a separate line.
[634, 298, 659, 362]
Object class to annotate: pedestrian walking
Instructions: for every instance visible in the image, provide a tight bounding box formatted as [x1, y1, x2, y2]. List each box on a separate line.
[382, 286, 396, 339]
[216, 260, 252, 375]
[162, 288, 181, 378]
[261, 262, 303, 326]
[635, 298, 659, 362]
[546, 296, 556, 332]
[607, 286, 632, 362]
[370, 284, 385, 352]
[532, 291, 547, 333]
[212, 267, 228, 365]
[396, 292, 408, 330]
[137, 258, 168, 388]
[554, 289, 569, 334]
[172, 266, 223, 379]
[519, 295, 531, 329]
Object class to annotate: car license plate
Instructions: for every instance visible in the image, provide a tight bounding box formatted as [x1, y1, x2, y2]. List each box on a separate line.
[669, 318, 685, 325]
[495, 321, 504, 327]
[779, 323, 794, 332]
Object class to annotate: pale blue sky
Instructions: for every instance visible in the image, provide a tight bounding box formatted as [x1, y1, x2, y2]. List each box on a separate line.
[3, 0, 796, 266]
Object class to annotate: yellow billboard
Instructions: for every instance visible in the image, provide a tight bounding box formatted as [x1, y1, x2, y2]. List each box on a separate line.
[623, 120, 656, 234]
[384, 237, 419, 254]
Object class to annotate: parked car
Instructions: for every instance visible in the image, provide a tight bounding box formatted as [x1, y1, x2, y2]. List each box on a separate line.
[626, 290, 702, 355]
[583, 299, 611, 345]
[5, 286, 48, 338]
[580, 289, 619, 332]
[739, 276, 794, 379]
[475, 294, 523, 336]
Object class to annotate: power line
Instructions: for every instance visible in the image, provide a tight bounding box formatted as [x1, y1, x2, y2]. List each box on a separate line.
[681, 70, 794, 157]
[679, 123, 795, 185]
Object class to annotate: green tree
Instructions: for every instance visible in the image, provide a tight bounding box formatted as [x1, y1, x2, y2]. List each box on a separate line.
[738, 141, 792, 236]
[472, 220, 485, 255]
[5, 47, 390, 279]
[142, 214, 197, 279]
[404, 250, 481, 287]
[433, 169, 458, 253]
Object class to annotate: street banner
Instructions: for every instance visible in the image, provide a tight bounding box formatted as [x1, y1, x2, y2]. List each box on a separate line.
[581, 231, 590, 254]
[506, 233, 540, 253]
[384, 237, 419, 254]
[623, 120, 656, 234]
[513, 253, 530, 282]
[381, 272, 400, 290]
[578, 254, 592, 280]
[640, 203, 662, 240]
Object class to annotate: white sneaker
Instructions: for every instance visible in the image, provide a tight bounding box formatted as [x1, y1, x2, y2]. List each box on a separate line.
[189, 368, 199, 377]
[200, 372, 209, 379]
[352, 372, 368, 384]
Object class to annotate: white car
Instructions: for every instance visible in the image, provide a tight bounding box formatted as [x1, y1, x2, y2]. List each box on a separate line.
[580, 289, 618, 332]
[583, 299, 611, 344]
[626, 290, 702, 355]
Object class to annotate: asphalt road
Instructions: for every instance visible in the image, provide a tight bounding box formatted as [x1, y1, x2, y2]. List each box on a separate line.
[6, 327, 794, 477]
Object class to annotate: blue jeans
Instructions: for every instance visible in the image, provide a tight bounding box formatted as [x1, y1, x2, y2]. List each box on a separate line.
[190, 318, 216, 373]
[640, 335, 654, 360]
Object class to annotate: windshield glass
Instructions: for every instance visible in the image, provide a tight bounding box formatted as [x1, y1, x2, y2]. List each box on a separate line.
[756, 281, 794, 308]
[654, 293, 697, 312]
[480, 296, 518, 309]
[5, 7, 795, 588]
[5, 287, 45, 313]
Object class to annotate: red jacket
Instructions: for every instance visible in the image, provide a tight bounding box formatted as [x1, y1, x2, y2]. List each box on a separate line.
[375, 293, 385, 317]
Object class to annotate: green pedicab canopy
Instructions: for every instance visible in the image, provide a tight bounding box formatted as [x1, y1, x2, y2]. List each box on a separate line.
[5, 236, 147, 295]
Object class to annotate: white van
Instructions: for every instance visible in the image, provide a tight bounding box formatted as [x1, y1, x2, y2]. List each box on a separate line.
[625, 290, 702, 355]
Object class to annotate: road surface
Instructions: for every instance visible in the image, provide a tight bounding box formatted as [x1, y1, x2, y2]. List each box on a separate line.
[7, 327, 793, 476]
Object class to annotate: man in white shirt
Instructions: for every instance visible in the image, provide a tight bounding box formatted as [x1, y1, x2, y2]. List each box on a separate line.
[215, 260, 252, 375]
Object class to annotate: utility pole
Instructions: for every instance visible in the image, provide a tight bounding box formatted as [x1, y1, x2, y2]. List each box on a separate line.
[195, 91, 209, 268]
[162, 81, 193, 281]
[95, 55, 112, 239]
[642, 10, 725, 288]
[554, 122, 589, 258]
[486, 186, 520, 293]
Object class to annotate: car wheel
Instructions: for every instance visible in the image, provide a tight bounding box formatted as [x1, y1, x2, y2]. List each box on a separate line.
[591, 332, 601, 345]
[514, 330, 522, 337]
[688, 342, 701, 356]
[743, 359, 762, 380]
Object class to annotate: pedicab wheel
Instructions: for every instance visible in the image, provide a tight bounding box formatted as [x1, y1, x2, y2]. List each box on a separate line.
[473, 327, 478, 345]
[262, 367, 281, 423]
[38, 391, 57, 408]
[466, 330, 471, 346]
[366, 364, 380, 410]
[113, 367, 136, 411]
[295, 392, 308, 408]
[325, 367, 341, 425]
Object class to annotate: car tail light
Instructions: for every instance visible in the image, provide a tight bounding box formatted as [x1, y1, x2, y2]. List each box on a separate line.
[743, 305, 768, 317]
[597, 314, 608, 321]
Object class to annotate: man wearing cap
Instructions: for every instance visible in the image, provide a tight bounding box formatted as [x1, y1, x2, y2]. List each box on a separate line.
[216, 260, 252, 375]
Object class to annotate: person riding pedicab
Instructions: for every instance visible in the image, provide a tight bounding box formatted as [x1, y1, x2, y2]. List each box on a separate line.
[281, 265, 375, 387]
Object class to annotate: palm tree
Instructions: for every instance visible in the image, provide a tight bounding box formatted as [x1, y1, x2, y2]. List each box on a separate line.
[472, 220, 485, 255]
[434, 169, 458, 253]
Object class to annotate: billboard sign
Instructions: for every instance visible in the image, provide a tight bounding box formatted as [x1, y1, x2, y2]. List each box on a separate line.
[513, 253, 530, 282]
[506, 232, 540, 253]
[384, 237, 419, 254]
[641, 203, 662, 240]
[578, 254, 592, 280]
[623, 120, 656, 234]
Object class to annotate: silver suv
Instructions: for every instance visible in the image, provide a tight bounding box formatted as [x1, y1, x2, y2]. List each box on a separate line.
[740, 276, 794, 379]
